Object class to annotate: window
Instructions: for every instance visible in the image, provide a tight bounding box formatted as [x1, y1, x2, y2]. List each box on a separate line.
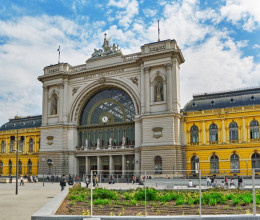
[19, 160, 22, 174]
[209, 124, 218, 142]
[250, 120, 259, 139]
[210, 154, 219, 173]
[19, 136, 24, 152]
[1, 140, 4, 153]
[51, 93, 58, 115]
[252, 152, 260, 172]
[10, 136, 15, 152]
[154, 76, 163, 102]
[0, 161, 3, 174]
[27, 160, 32, 174]
[229, 122, 238, 141]
[230, 153, 239, 173]
[29, 138, 34, 152]
[9, 160, 12, 174]
[47, 159, 53, 174]
[154, 156, 162, 174]
[190, 125, 199, 144]
[191, 156, 199, 174]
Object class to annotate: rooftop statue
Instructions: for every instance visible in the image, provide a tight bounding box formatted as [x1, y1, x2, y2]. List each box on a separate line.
[91, 33, 121, 58]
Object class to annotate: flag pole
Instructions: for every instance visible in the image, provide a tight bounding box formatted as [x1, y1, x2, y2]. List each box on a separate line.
[158, 20, 160, 42]
[57, 46, 60, 63]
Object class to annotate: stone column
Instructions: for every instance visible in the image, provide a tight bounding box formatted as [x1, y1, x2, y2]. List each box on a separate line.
[122, 155, 126, 175]
[144, 67, 150, 113]
[85, 156, 89, 175]
[222, 119, 226, 143]
[242, 117, 246, 142]
[165, 63, 173, 112]
[109, 155, 113, 175]
[34, 136, 37, 153]
[171, 59, 181, 112]
[97, 156, 100, 174]
[202, 121, 206, 144]
[58, 83, 64, 123]
[140, 65, 145, 114]
[42, 85, 48, 126]
[63, 78, 68, 122]
[5, 137, 8, 153]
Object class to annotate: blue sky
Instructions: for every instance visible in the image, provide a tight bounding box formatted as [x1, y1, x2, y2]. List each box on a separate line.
[0, 0, 260, 125]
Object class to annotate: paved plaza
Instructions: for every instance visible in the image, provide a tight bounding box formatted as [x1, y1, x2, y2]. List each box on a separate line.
[0, 182, 60, 220]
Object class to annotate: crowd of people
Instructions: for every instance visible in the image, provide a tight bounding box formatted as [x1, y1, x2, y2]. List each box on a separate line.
[206, 176, 243, 188]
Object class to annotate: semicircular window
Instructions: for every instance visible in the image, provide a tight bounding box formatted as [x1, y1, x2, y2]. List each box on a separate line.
[78, 89, 136, 149]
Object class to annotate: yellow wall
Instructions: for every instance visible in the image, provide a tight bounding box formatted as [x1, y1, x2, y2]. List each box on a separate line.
[0, 127, 40, 176]
[184, 105, 260, 176]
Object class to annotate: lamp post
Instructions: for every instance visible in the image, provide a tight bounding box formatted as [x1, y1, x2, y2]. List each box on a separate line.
[15, 130, 19, 195]
[42, 158, 45, 186]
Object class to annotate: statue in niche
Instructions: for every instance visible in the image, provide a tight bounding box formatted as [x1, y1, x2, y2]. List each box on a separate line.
[122, 136, 126, 146]
[156, 81, 162, 102]
[51, 95, 57, 115]
[96, 138, 100, 148]
[109, 137, 112, 147]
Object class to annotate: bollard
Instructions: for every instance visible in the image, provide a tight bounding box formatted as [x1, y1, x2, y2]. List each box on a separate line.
[252, 169, 256, 215]
[199, 170, 202, 217]
[91, 170, 93, 217]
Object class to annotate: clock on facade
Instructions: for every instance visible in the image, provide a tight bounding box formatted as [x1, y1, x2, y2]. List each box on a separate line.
[102, 116, 108, 123]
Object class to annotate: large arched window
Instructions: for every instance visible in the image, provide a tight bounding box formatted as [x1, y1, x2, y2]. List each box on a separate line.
[190, 125, 199, 144]
[210, 154, 219, 173]
[29, 138, 34, 152]
[229, 122, 238, 141]
[154, 156, 162, 174]
[230, 153, 239, 173]
[154, 76, 163, 102]
[250, 120, 259, 139]
[19, 136, 24, 152]
[19, 160, 22, 174]
[252, 152, 260, 172]
[9, 160, 12, 174]
[10, 137, 15, 152]
[51, 93, 58, 115]
[0, 161, 3, 174]
[191, 155, 199, 174]
[27, 160, 32, 174]
[209, 124, 218, 142]
[79, 89, 136, 149]
[47, 159, 53, 174]
[1, 140, 4, 153]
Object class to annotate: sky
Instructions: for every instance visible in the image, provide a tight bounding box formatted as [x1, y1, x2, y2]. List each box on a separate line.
[0, 0, 260, 125]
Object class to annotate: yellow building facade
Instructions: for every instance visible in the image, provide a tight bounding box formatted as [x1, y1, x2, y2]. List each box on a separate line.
[0, 116, 41, 177]
[183, 88, 260, 177]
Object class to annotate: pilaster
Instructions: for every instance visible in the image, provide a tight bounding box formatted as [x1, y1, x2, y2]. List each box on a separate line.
[165, 63, 173, 112]
[144, 67, 150, 113]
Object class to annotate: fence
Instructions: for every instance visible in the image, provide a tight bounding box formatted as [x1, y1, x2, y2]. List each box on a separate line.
[78, 169, 260, 217]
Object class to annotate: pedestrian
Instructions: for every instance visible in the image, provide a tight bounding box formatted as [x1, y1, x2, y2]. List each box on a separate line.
[224, 176, 228, 188]
[111, 175, 115, 184]
[206, 176, 211, 187]
[230, 177, 235, 187]
[76, 176, 80, 182]
[9, 175, 13, 183]
[132, 175, 135, 184]
[95, 175, 99, 186]
[238, 176, 243, 189]
[20, 175, 24, 186]
[188, 179, 193, 187]
[60, 174, 66, 191]
[85, 176, 90, 188]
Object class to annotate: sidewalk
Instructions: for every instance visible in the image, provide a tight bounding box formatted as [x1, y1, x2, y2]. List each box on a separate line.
[0, 182, 60, 220]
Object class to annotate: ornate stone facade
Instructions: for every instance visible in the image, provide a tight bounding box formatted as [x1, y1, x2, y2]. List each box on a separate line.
[38, 37, 185, 177]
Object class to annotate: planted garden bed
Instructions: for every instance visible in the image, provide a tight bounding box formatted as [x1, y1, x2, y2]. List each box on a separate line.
[56, 185, 260, 216]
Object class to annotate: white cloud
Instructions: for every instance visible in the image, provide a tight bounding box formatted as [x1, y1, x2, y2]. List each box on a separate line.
[143, 8, 157, 17]
[220, 0, 260, 31]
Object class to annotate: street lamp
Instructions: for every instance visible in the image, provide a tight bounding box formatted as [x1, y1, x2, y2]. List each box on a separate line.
[42, 158, 45, 186]
[13, 130, 19, 195]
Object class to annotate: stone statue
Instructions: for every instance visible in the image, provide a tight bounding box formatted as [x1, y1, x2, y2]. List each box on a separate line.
[51, 95, 57, 115]
[122, 136, 126, 146]
[96, 138, 100, 148]
[109, 137, 112, 147]
[156, 81, 162, 102]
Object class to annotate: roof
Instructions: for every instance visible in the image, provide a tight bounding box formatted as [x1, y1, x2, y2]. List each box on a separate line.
[183, 87, 260, 112]
[0, 115, 42, 131]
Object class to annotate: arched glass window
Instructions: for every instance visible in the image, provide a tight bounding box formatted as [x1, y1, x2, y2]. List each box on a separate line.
[154, 156, 162, 174]
[27, 160, 32, 174]
[252, 152, 260, 172]
[209, 124, 218, 142]
[0, 161, 3, 174]
[230, 153, 239, 173]
[9, 160, 12, 174]
[250, 120, 259, 139]
[29, 138, 34, 152]
[1, 140, 4, 153]
[190, 125, 199, 144]
[229, 122, 238, 141]
[19, 160, 22, 174]
[19, 136, 24, 152]
[210, 154, 219, 173]
[10, 137, 14, 152]
[79, 89, 135, 149]
[47, 159, 53, 174]
[191, 155, 199, 174]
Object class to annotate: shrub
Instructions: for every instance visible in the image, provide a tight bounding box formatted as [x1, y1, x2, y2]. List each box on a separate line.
[94, 198, 110, 205]
[93, 188, 118, 200]
[134, 188, 158, 201]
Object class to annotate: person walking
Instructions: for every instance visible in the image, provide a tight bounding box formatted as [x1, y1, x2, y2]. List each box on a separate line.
[238, 176, 243, 189]
[85, 176, 90, 188]
[60, 174, 66, 191]
[132, 175, 135, 184]
[95, 175, 99, 186]
[20, 175, 24, 186]
[206, 176, 211, 187]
